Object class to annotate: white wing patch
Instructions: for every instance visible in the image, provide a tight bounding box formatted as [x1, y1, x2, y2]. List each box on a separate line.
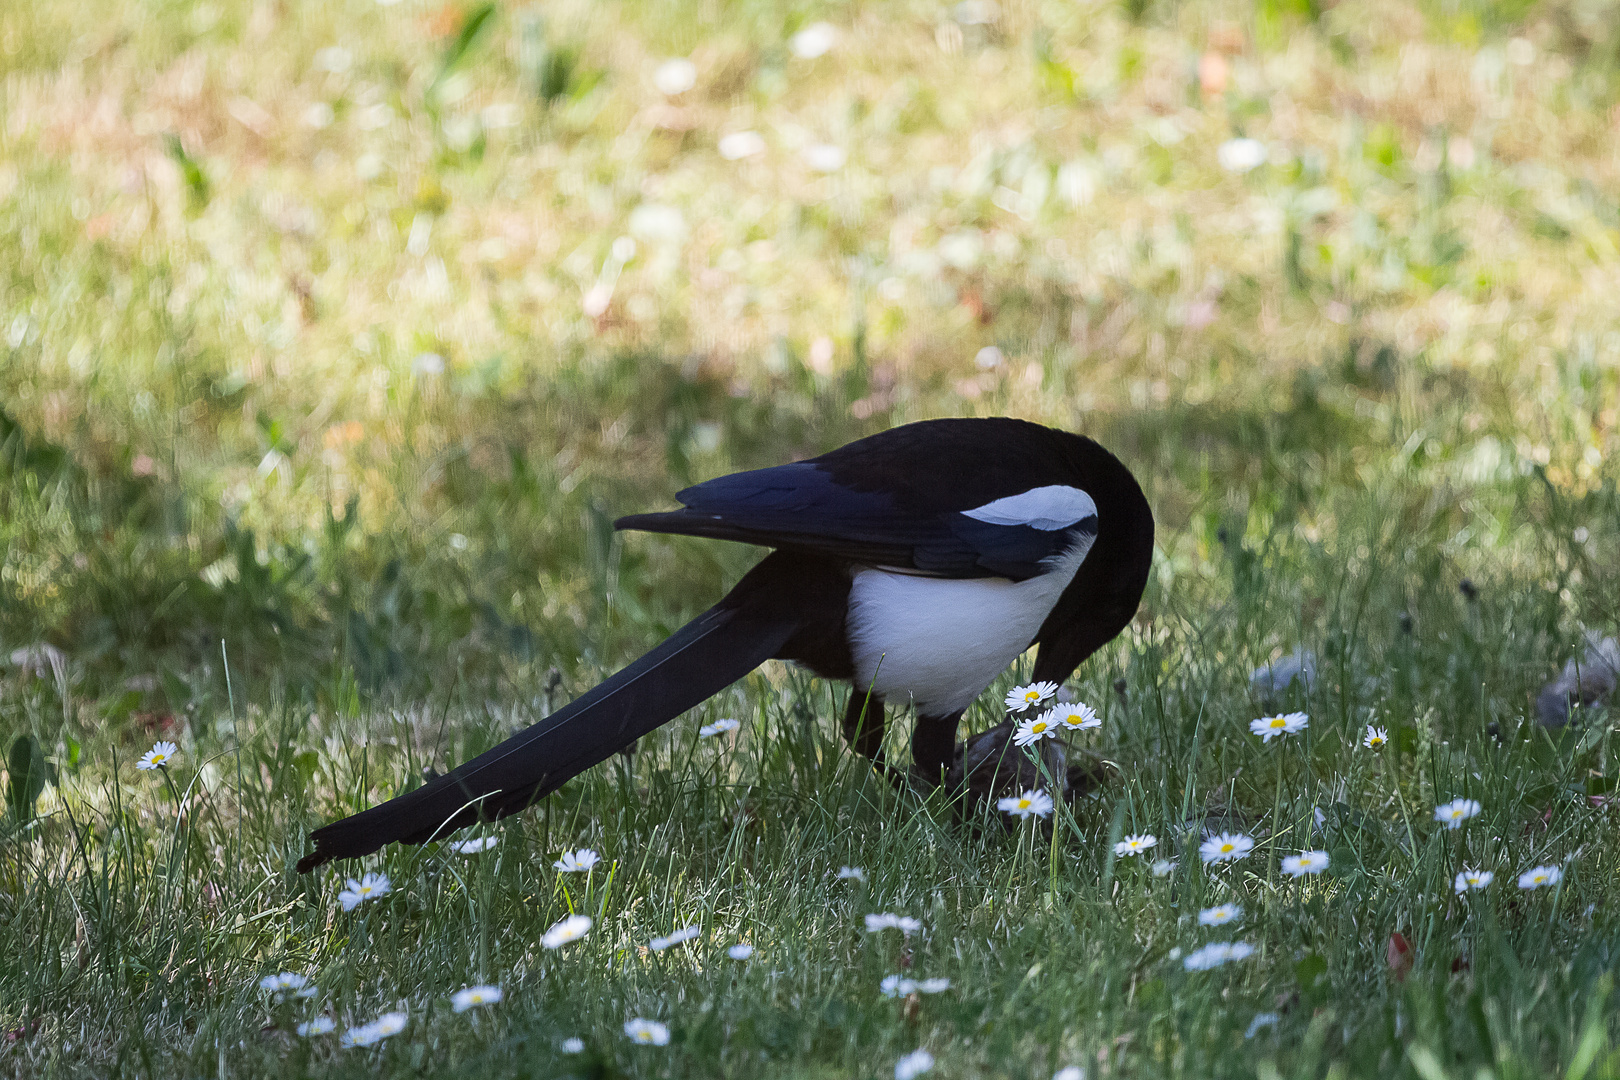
[961, 485, 1098, 531]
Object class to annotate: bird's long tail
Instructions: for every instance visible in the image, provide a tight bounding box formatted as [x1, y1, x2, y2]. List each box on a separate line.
[296, 591, 799, 872]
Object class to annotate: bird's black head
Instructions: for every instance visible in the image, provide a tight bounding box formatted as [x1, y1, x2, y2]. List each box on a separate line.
[1027, 424, 1155, 685]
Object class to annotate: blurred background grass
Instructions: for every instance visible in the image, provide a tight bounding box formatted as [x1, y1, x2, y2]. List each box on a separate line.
[3, 0, 1618, 707]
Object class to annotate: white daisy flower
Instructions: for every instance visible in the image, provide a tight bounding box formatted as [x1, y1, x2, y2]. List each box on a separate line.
[1012, 713, 1058, 747]
[137, 741, 178, 771]
[553, 848, 601, 873]
[542, 913, 592, 949]
[1434, 798, 1482, 829]
[895, 1048, 935, 1080]
[1199, 832, 1255, 864]
[996, 789, 1054, 819]
[1517, 865, 1563, 890]
[1249, 712, 1309, 743]
[624, 1018, 670, 1045]
[1114, 834, 1157, 857]
[1454, 868, 1494, 893]
[296, 1016, 336, 1036]
[649, 924, 701, 952]
[1198, 903, 1242, 926]
[916, 977, 951, 993]
[341, 1011, 406, 1047]
[699, 718, 741, 738]
[450, 836, 497, 855]
[1217, 137, 1268, 173]
[451, 985, 502, 1012]
[802, 143, 847, 172]
[1363, 725, 1389, 751]
[727, 943, 754, 960]
[1054, 1069, 1085, 1080]
[259, 972, 317, 999]
[1045, 702, 1100, 732]
[561, 1037, 585, 1053]
[1182, 941, 1255, 970]
[789, 21, 838, 59]
[1151, 859, 1177, 878]
[718, 131, 766, 161]
[1281, 850, 1330, 877]
[1004, 682, 1059, 713]
[338, 872, 391, 911]
[1245, 1012, 1281, 1038]
[880, 974, 916, 998]
[652, 58, 696, 97]
[837, 866, 866, 881]
[864, 912, 922, 934]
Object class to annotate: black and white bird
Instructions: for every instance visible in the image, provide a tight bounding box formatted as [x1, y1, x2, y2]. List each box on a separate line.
[297, 417, 1153, 871]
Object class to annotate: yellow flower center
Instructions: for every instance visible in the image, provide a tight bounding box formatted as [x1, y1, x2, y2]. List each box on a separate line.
[1032, 722, 1046, 733]
[1220, 843, 1234, 853]
[1268, 718, 1285, 728]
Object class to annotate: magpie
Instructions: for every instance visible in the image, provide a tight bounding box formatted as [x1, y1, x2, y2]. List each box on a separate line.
[296, 417, 1153, 871]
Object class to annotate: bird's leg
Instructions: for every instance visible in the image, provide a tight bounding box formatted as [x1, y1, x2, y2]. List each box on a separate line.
[842, 690, 897, 784]
[911, 710, 964, 791]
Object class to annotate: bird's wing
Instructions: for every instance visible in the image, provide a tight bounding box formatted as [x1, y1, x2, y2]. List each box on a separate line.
[615, 460, 1092, 581]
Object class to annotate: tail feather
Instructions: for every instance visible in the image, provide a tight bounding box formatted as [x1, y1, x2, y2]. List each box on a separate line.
[296, 601, 797, 872]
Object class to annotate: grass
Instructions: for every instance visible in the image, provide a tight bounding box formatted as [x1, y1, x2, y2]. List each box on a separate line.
[3, 0, 1620, 1074]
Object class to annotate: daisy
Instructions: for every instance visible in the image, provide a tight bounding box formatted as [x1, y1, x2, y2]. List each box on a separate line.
[1151, 859, 1177, 878]
[1454, 868, 1494, 893]
[837, 866, 867, 881]
[996, 789, 1054, 819]
[1434, 798, 1482, 829]
[1012, 713, 1059, 747]
[718, 131, 766, 161]
[1114, 834, 1157, 857]
[1281, 850, 1330, 877]
[649, 924, 701, 951]
[895, 1048, 935, 1080]
[136, 741, 178, 771]
[789, 21, 838, 60]
[880, 974, 917, 998]
[1245, 1012, 1281, 1038]
[338, 873, 391, 911]
[296, 1017, 336, 1036]
[450, 836, 497, 855]
[1517, 865, 1563, 890]
[259, 972, 317, 999]
[1198, 903, 1242, 927]
[624, 1018, 670, 1046]
[1054, 1070, 1085, 1080]
[916, 977, 951, 993]
[341, 1011, 406, 1048]
[1249, 712, 1309, 743]
[561, 1037, 585, 1053]
[727, 943, 754, 960]
[553, 848, 601, 873]
[542, 913, 592, 949]
[652, 58, 696, 97]
[1045, 702, 1100, 733]
[1199, 832, 1255, 864]
[1005, 682, 1059, 713]
[865, 912, 922, 934]
[699, 718, 740, 738]
[1182, 941, 1255, 971]
[1217, 137, 1268, 173]
[1363, 725, 1389, 751]
[451, 985, 502, 1012]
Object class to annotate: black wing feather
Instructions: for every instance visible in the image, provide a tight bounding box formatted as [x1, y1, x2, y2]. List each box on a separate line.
[616, 460, 1084, 581]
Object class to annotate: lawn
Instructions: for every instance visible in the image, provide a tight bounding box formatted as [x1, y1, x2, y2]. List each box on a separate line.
[2, 0, 1620, 1075]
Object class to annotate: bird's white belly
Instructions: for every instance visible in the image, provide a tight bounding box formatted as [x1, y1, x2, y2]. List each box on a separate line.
[846, 543, 1090, 715]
